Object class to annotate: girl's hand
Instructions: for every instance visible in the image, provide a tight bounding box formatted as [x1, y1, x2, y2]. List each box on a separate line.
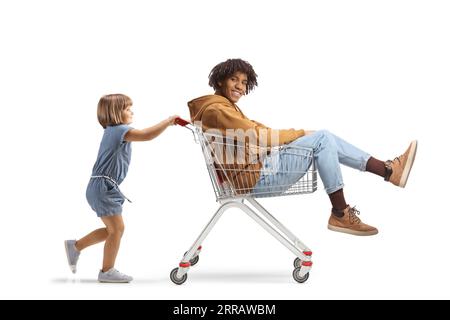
[167, 115, 180, 126]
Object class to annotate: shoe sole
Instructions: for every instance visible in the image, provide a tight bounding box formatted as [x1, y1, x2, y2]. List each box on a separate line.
[64, 240, 76, 274]
[98, 279, 133, 283]
[399, 140, 418, 188]
[328, 225, 378, 236]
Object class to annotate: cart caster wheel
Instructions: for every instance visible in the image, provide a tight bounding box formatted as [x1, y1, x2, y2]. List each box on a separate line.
[293, 257, 301, 268]
[292, 268, 309, 283]
[170, 268, 188, 285]
[184, 251, 200, 266]
[190, 255, 199, 266]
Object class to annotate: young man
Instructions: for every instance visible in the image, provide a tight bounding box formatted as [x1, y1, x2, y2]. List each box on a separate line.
[188, 58, 417, 236]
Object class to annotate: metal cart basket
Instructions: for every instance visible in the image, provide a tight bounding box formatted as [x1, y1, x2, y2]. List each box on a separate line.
[171, 118, 317, 284]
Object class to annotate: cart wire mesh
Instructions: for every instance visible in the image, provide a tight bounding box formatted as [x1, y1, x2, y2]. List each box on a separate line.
[196, 127, 317, 201]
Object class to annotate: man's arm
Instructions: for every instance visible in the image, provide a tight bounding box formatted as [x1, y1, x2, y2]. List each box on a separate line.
[203, 107, 305, 146]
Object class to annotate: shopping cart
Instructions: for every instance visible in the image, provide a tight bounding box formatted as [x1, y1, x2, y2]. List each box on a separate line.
[170, 118, 317, 284]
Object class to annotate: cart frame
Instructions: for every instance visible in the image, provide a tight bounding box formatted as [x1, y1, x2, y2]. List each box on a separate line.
[170, 119, 317, 284]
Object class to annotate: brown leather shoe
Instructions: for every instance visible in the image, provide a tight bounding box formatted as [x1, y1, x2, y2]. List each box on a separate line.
[385, 140, 418, 188]
[328, 205, 378, 236]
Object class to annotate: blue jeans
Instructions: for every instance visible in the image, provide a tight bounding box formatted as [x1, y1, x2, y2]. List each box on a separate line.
[253, 130, 371, 195]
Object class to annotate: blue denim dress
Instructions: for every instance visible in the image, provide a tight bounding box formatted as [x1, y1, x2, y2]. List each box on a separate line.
[86, 124, 133, 217]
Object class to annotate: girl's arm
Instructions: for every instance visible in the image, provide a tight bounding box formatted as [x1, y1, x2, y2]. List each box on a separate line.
[124, 115, 179, 142]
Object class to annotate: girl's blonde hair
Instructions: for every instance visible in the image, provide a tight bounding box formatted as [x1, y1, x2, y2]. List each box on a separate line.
[97, 94, 133, 129]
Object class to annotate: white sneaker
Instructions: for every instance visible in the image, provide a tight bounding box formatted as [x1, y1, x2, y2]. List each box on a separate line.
[98, 268, 133, 283]
[64, 240, 80, 274]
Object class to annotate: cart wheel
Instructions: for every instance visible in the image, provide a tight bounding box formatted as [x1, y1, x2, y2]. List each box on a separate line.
[292, 267, 309, 283]
[190, 255, 200, 266]
[170, 267, 188, 285]
[184, 251, 200, 266]
[293, 257, 301, 268]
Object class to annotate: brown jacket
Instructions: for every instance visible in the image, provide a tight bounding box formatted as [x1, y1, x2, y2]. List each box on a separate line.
[188, 94, 305, 193]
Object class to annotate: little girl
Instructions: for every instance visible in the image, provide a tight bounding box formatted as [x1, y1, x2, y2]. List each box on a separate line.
[65, 93, 178, 283]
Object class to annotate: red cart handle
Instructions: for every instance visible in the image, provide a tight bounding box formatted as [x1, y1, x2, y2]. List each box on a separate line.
[175, 117, 191, 127]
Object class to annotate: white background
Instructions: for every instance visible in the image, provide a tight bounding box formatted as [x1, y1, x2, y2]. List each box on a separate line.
[1, 0, 449, 299]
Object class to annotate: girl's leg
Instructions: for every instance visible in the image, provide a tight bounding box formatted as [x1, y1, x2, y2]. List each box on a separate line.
[65, 227, 107, 273]
[75, 228, 108, 251]
[101, 215, 125, 272]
